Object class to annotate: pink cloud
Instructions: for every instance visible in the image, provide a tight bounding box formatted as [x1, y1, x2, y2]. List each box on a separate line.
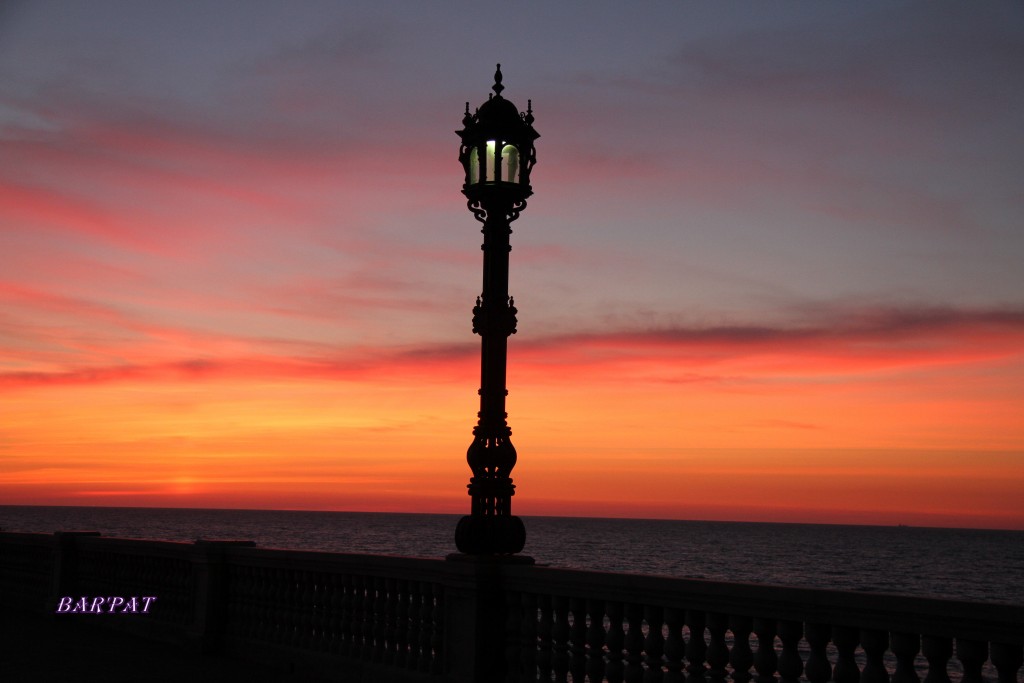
[3, 305, 1021, 390]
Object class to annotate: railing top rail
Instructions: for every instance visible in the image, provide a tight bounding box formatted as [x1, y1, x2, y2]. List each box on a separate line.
[73, 534, 204, 560]
[502, 563, 1024, 642]
[0, 532, 57, 548]
[219, 544, 452, 582]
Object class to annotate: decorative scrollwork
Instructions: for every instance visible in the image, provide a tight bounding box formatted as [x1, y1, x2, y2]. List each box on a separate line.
[467, 199, 487, 223]
[508, 296, 518, 335]
[507, 199, 527, 223]
[471, 296, 483, 334]
[470, 296, 518, 337]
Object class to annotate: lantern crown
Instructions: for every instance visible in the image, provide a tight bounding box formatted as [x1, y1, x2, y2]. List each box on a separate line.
[457, 64, 539, 202]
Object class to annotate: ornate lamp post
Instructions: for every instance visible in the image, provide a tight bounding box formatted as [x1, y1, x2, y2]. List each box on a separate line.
[454, 65, 539, 556]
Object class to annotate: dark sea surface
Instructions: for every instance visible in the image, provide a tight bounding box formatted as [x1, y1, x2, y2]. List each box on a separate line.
[2, 506, 1022, 605]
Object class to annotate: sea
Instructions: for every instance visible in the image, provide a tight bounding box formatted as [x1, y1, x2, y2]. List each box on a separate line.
[2, 506, 1022, 605]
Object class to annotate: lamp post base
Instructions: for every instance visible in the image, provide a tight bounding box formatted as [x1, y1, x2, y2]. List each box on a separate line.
[454, 514, 527, 555]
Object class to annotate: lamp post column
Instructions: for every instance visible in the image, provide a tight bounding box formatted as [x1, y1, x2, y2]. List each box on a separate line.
[453, 65, 538, 556]
[455, 196, 524, 555]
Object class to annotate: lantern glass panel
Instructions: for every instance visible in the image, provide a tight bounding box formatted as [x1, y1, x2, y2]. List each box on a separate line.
[485, 141, 496, 182]
[469, 147, 479, 184]
[502, 145, 519, 184]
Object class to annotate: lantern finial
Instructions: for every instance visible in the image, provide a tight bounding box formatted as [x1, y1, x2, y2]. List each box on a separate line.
[492, 63, 504, 96]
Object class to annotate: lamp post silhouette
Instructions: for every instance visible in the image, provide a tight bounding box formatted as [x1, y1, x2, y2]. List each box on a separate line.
[454, 65, 539, 556]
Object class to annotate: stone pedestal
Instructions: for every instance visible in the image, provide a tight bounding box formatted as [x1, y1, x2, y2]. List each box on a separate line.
[443, 553, 534, 683]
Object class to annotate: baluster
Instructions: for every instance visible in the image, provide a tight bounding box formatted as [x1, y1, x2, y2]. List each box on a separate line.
[290, 569, 305, 651]
[164, 557, 177, 621]
[286, 568, 301, 646]
[990, 641, 1023, 683]
[264, 566, 280, 645]
[418, 581, 434, 672]
[504, 590, 522, 683]
[136, 556, 149, 616]
[686, 610, 708, 683]
[955, 639, 985, 683]
[663, 607, 685, 683]
[299, 570, 315, 649]
[428, 583, 444, 675]
[623, 603, 646, 683]
[705, 612, 729, 683]
[860, 629, 889, 683]
[316, 573, 332, 651]
[221, 563, 235, 638]
[404, 581, 422, 668]
[177, 558, 191, 624]
[394, 578, 409, 667]
[365, 575, 379, 661]
[520, 592, 540, 681]
[890, 632, 920, 683]
[139, 556, 153, 618]
[225, 564, 242, 640]
[730, 615, 755, 683]
[178, 558, 192, 624]
[254, 565, 270, 643]
[162, 557, 175, 621]
[169, 557, 184, 623]
[251, 567, 268, 643]
[536, 593, 554, 680]
[270, 567, 287, 645]
[261, 566, 276, 644]
[271, 568, 286, 646]
[776, 620, 802, 683]
[569, 597, 589, 683]
[158, 557, 169, 623]
[645, 605, 666, 683]
[327, 573, 343, 654]
[804, 622, 832, 683]
[130, 554, 142, 604]
[351, 574, 365, 658]
[373, 576, 389, 663]
[552, 594, 571, 682]
[383, 576, 398, 664]
[321, 573, 335, 652]
[239, 565, 256, 643]
[833, 625, 860, 683]
[922, 636, 952, 683]
[363, 574, 375, 658]
[606, 601, 627, 683]
[365, 576, 378, 661]
[586, 599, 608, 683]
[244, 565, 260, 641]
[222, 564, 238, 639]
[351, 574, 366, 659]
[753, 618, 778, 683]
[339, 573, 355, 657]
[309, 573, 325, 651]
[283, 568, 298, 647]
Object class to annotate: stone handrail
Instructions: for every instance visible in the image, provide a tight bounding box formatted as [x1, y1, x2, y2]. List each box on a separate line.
[1, 531, 1021, 683]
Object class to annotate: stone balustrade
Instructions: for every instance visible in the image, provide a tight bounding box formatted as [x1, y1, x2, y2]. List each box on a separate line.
[217, 546, 447, 677]
[1, 531, 1021, 683]
[500, 565, 1024, 683]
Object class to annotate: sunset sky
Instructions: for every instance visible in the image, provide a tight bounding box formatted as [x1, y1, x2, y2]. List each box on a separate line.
[2, 1, 1022, 529]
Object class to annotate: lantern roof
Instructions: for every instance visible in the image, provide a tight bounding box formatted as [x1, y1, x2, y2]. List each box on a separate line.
[458, 64, 539, 144]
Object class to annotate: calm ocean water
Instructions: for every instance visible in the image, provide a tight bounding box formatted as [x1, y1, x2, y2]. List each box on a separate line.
[2, 506, 1021, 605]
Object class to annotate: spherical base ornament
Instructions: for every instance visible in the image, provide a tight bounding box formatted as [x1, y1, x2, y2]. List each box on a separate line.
[454, 514, 526, 555]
